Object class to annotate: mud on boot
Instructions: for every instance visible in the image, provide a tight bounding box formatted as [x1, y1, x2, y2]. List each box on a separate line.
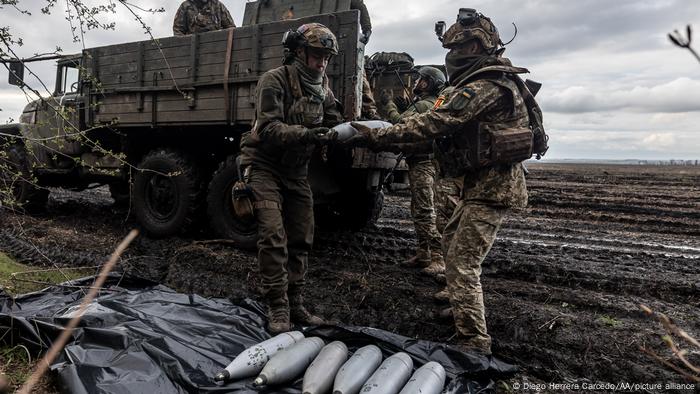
[402, 248, 431, 268]
[289, 292, 325, 326]
[422, 252, 446, 276]
[433, 288, 450, 303]
[267, 301, 292, 334]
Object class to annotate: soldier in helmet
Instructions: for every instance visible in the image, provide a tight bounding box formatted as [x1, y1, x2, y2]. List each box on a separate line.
[240, 23, 343, 334]
[379, 66, 447, 276]
[173, 0, 235, 36]
[344, 9, 539, 354]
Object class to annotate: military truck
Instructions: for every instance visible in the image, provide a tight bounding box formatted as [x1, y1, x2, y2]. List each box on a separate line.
[0, 4, 398, 248]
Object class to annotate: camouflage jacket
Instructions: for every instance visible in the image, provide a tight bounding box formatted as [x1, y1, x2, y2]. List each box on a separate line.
[173, 0, 235, 36]
[383, 93, 437, 161]
[367, 73, 529, 208]
[241, 65, 343, 179]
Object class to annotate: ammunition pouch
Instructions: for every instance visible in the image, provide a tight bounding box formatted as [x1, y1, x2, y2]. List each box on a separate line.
[434, 124, 533, 178]
[231, 180, 255, 221]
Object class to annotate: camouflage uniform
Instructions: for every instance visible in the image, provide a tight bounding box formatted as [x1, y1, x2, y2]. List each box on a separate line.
[173, 0, 235, 36]
[383, 95, 442, 266]
[241, 34, 343, 332]
[356, 63, 530, 353]
[433, 175, 463, 234]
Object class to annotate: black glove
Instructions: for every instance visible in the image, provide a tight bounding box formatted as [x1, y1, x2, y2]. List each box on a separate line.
[360, 29, 371, 44]
[341, 122, 373, 147]
[303, 127, 330, 144]
[393, 96, 409, 112]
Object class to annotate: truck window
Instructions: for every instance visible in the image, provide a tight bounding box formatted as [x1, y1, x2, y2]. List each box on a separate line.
[61, 65, 79, 94]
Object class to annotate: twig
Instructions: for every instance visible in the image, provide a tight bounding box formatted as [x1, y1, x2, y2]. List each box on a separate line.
[17, 229, 138, 394]
[640, 304, 700, 380]
[639, 346, 700, 383]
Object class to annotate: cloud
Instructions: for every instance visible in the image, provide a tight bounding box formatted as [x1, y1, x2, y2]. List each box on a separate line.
[541, 77, 700, 113]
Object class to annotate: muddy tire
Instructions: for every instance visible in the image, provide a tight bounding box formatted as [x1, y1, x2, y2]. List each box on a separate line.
[132, 149, 202, 237]
[0, 143, 49, 211]
[206, 156, 257, 249]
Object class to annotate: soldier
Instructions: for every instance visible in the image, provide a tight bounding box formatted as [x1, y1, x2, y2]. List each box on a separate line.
[240, 23, 343, 334]
[173, 0, 235, 36]
[379, 67, 447, 275]
[344, 9, 538, 354]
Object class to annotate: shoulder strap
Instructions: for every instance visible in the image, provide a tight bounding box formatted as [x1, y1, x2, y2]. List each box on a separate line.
[284, 65, 304, 100]
[453, 65, 529, 88]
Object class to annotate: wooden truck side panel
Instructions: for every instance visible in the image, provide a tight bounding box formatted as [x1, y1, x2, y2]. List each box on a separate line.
[82, 11, 361, 129]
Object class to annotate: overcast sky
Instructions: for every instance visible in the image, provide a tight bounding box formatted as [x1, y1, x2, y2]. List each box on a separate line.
[1, 0, 699, 160]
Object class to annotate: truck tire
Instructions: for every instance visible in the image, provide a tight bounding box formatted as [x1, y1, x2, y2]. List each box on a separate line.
[132, 149, 202, 237]
[0, 143, 49, 211]
[206, 156, 258, 249]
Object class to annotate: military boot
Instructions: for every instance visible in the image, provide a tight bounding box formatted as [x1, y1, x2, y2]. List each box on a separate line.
[433, 288, 450, 303]
[422, 251, 446, 276]
[402, 248, 431, 268]
[289, 290, 325, 326]
[267, 298, 292, 334]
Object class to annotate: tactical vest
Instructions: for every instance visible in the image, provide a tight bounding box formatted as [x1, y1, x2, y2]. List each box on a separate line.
[434, 66, 546, 178]
[250, 65, 327, 168]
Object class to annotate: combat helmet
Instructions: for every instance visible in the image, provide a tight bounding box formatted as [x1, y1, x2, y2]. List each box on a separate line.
[441, 8, 503, 54]
[283, 23, 339, 55]
[416, 66, 447, 92]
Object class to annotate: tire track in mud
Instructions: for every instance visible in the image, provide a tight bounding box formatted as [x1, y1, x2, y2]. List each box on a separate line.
[0, 228, 107, 267]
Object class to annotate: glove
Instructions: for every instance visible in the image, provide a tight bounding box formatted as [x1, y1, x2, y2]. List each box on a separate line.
[303, 127, 330, 144]
[360, 29, 371, 44]
[319, 128, 339, 143]
[379, 89, 392, 106]
[342, 122, 374, 147]
[393, 96, 409, 112]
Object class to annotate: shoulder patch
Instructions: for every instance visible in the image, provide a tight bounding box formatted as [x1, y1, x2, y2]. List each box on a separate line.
[448, 87, 477, 111]
[432, 95, 446, 110]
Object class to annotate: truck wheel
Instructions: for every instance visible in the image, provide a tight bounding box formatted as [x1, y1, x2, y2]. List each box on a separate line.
[132, 149, 202, 237]
[0, 143, 49, 211]
[206, 156, 258, 249]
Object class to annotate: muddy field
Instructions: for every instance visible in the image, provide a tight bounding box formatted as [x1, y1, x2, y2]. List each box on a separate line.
[1, 162, 699, 392]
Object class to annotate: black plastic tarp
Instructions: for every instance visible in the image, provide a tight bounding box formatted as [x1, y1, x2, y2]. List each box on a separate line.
[0, 275, 517, 393]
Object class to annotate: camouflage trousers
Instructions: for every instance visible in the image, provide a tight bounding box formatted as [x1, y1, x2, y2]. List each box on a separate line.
[433, 177, 464, 235]
[443, 200, 506, 352]
[408, 159, 441, 256]
[248, 166, 314, 303]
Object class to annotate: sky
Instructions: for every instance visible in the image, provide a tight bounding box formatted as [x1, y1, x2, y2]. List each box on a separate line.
[1, 0, 699, 160]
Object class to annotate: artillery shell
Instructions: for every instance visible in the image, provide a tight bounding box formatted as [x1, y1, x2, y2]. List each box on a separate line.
[214, 331, 305, 382]
[359, 352, 413, 394]
[332, 344, 383, 394]
[302, 341, 349, 394]
[253, 337, 325, 386]
[398, 361, 446, 394]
